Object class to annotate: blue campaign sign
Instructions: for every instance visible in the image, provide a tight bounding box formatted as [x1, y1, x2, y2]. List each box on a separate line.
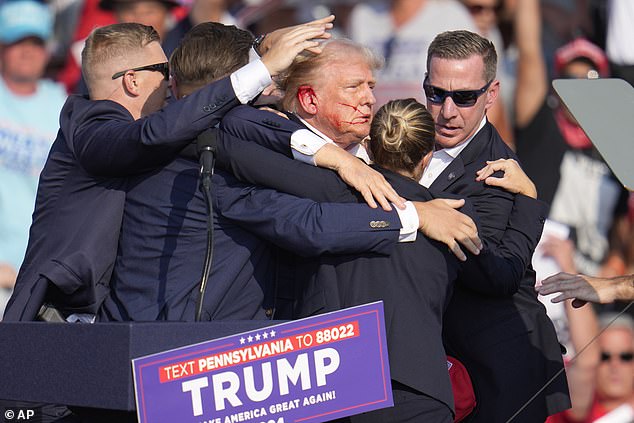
[132, 302, 393, 423]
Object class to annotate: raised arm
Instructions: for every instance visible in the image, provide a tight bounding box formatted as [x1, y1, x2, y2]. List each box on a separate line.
[514, 0, 548, 128]
[73, 16, 335, 176]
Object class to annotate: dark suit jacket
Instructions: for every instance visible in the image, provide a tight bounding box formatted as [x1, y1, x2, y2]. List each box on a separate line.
[3, 77, 242, 321]
[217, 108, 473, 412]
[218, 106, 544, 297]
[431, 122, 570, 422]
[217, 106, 568, 421]
[293, 169, 462, 413]
[98, 156, 402, 322]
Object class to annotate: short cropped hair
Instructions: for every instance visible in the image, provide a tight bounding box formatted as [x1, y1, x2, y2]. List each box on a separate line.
[599, 313, 634, 334]
[427, 30, 497, 83]
[82, 23, 160, 94]
[278, 38, 384, 112]
[369, 98, 435, 174]
[170, 22, 253, 93]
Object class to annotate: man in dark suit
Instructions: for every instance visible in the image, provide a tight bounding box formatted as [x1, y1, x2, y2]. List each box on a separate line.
[2, 19, 333, 322]
[98, 23, 427, 322]
[420, 30, 570, 422]
[216, 36, 562, 422]
[218, 84, 469, 421]
[213, 37, 552, 421]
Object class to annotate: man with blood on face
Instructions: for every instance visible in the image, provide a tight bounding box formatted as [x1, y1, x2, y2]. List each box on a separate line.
[279, 39, 380, 156]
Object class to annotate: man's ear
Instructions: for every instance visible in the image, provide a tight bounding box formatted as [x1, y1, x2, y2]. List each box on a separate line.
[170, 77, 181, 99]
[484, 79, 499, 111]
[296, 85, 318, 115]
[122, 71, 141, 97]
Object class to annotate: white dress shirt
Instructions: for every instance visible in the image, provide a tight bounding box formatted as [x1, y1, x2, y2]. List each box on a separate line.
[420, 117, 487, 187]
[229, 58, 272, 104]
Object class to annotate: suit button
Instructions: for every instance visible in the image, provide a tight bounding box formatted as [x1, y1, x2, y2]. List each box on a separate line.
[370, 220, 389, 228]
[203, 105, 211, 112]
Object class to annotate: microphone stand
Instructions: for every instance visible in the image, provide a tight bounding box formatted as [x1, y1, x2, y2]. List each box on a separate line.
[195, 129, 217, 322]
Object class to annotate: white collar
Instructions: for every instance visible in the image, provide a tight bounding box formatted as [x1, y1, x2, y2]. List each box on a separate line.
[438, 116, 487, 158]
[298, 116, 371, 164]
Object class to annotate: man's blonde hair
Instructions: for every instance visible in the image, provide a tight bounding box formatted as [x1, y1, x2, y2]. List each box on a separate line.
[277, 39, 383, 112]
[82, 23, 160, 95]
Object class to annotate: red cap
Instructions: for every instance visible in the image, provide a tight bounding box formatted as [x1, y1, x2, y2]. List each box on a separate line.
[447, 355, 477, 422]
[554, 38, 610, 78]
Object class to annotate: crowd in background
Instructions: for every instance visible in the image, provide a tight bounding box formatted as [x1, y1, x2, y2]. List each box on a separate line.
[0, 0, 633, 421]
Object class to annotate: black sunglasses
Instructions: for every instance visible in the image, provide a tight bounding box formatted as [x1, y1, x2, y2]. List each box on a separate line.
[423, 77, 493, 107]
[600, 351, 634, 363]
[111, 62, 170, 81]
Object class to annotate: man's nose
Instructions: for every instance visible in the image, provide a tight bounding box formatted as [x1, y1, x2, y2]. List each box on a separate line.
[441, 96, 458, 119]
[362, 85, 376, 106]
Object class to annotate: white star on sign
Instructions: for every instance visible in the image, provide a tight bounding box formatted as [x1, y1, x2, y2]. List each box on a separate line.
[247, 335, 253, 342]
[240, 337, 246, 344]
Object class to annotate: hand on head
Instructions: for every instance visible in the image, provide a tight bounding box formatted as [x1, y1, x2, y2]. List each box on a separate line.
[259, 15, 334, 77]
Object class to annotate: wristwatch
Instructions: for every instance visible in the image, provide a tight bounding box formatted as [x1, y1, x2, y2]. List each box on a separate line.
[252, 34, 267, 57]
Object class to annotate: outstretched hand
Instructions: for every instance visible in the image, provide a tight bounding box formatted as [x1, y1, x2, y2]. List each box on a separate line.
[414, 199, 482, 262]
[536, 272, 621, 308]
[476, 158, 537, 199]
[259, 15, 335, 77]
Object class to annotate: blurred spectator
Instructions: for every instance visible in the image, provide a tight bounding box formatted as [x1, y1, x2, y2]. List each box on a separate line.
[0, 0, 67, 317]
[460, 0, 514, 147]
[605, 0, 634, 87]
[61, 0, 183, 95]
[541, 0, 594, 78]
[536, 215, 634, 308]
[56, 0, 116, 93]
[346, 0, 476, 104]
[99, 0, 180, 40]
[549, 313, 634, 422]
[163, 0, 236, 57]
[513, 0, 628, 276]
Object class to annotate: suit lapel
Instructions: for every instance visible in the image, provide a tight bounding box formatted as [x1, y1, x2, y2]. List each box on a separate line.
[430, 122, 493, 192]
[430, 156, 465, 192]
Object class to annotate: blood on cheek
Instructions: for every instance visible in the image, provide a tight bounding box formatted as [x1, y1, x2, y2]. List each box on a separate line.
[338, 103, 369, 126]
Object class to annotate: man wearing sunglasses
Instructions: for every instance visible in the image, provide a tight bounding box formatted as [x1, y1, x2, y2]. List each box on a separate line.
[420, 30, 569, 422]
[3, 17, 334, 323]
[548, 313, 634, 423]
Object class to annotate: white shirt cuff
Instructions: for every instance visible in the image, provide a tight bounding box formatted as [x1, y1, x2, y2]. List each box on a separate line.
[229, 59, 272, 104]
[396, 201, 418, 242]
[290, 128, 329, 165]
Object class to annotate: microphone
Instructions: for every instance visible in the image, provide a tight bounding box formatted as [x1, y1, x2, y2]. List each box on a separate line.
[195, 128, 217, 321]
[197, 128, 217, 178]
